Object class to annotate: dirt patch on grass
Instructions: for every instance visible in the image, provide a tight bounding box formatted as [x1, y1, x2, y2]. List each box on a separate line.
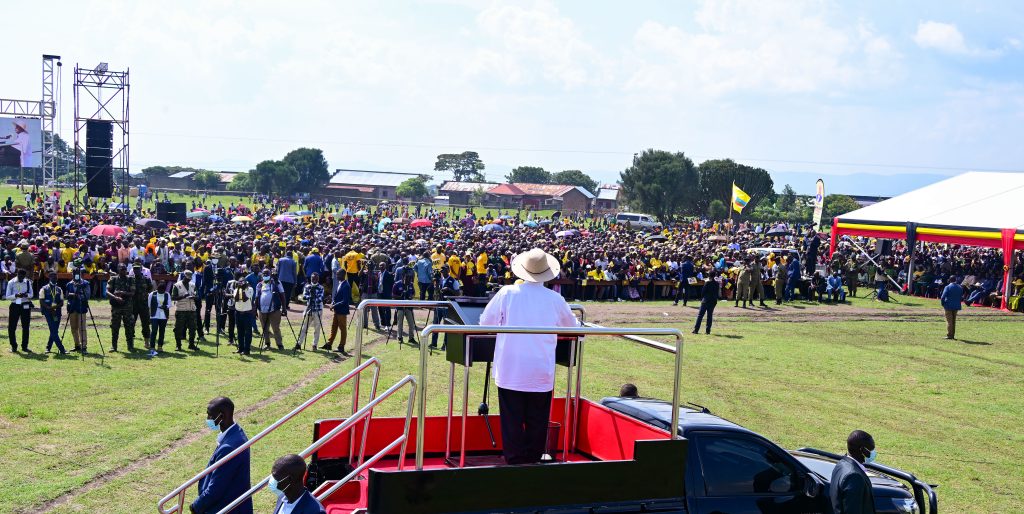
[579, 300, 1016, 325]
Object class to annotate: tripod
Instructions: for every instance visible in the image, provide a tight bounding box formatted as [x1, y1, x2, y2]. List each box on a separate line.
[60, 286, 105, 362]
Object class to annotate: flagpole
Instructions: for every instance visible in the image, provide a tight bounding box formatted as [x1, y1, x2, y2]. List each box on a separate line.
[729, 181, 734, 222]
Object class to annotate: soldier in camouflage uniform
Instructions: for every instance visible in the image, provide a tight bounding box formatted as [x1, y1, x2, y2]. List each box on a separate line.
[130, 262, 154, 346]
[107, 263, 137, 351]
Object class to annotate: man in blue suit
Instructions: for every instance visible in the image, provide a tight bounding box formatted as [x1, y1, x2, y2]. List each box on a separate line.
[268, 454, 326, 514]
[940, 277, 964, 340]
[829, 430, 876, 514]
[191, 397, 253, 514]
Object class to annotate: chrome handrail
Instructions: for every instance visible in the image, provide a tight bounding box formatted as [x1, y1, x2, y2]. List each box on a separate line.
[215, 375, 418, 514]
[156, 358, 382, 514]
[416, 324, 684, 470]
[349, 299, 584, 442]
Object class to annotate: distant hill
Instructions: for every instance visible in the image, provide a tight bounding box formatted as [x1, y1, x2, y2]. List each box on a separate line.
[765, 172, 954, 197]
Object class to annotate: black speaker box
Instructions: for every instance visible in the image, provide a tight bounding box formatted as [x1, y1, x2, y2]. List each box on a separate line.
[156, 202, 187, 224]
[85, 120, 114, 198]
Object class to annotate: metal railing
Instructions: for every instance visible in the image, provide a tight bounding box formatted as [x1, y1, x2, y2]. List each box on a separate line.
[156, 357, 383, 514]
[215, 375, 418, 514]
[417, 324, 684, 470]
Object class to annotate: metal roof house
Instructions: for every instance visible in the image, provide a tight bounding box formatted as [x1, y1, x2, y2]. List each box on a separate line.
[325, 169, 425, 200]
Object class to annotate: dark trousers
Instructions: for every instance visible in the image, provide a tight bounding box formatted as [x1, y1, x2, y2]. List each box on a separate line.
[498, 387, 552, 465]
[43, 309, 65, 353]
[694, 301, 716, 333]
[281, 282, 294, 308]
[8, 304, 31, 350]
[132, 303, 152, 341]
[193, 298, 205, 338]
[236, 310, 254, 353]
[150, 319, 167, 348]
[202, 294, 219, 332]
[675, 282, 689, 304]
[418, 282, 433, 301]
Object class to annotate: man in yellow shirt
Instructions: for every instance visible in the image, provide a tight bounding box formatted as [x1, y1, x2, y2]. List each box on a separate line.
[447, 253, 462, 279]
[430, 247, 445, 270]
[342, 247, 364, 281]
[475, 251, 489, 296]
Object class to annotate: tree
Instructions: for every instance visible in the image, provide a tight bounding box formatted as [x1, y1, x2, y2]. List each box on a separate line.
[283, 147, 330, 193]
[193, 170, 221, 190]
[506, 166, 551, 184]
[227, 173, 252, 192]
[248, 160, 297, 195]
[695, 159, 774, 215]
[779, 184, 797, 212]
[396, 177, 428, 200]
[708, 199, 727, 220]
[434, 151, 485, 182]
[551, 169, 598, 194]
[823, 194, 861, 220]
[618, 149, 698, 222]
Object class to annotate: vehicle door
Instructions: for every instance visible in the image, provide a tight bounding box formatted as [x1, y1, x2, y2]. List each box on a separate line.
[688, 432, 828, 514]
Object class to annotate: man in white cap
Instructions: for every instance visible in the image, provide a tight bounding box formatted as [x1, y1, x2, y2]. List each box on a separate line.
[480, 248, 577, 465]
[0, 120, 33, 167]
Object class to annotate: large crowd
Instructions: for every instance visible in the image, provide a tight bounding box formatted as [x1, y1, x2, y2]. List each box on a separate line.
[2, 190, 1022, 356]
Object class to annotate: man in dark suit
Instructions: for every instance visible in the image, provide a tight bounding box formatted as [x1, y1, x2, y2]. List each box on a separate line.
[830, 429, 877, 514]
[692, 271, 720, 335]
[191, 397, 253, 514]
[268, 454, 326, 514]
[377, 262, 395, 330]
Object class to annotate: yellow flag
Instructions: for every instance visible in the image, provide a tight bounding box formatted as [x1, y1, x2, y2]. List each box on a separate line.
[731, 182, 750, 213]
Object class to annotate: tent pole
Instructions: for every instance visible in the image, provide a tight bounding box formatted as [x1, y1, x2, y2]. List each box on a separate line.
[905, 241, 916, 294]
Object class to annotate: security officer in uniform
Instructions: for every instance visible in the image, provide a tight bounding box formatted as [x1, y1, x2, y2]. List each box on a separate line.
[748, 256, 768, 307]
[39, 270, 67, 354]
[130, 262, 154, 344]
[107, 263, 137, 351]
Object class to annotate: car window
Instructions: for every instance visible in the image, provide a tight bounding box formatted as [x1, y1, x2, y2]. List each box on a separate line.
[696, 435, 800, 496]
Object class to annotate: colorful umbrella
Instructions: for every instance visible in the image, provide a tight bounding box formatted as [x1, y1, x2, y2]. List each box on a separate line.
[274, 215, 297, 223]
[208, 215, 225, 222]
[191, 207, 209, 212]
[410, 218, 433, 228]
[524, 220, 539, 228]
[231, 215, 253, 223]
[187, 211, 210, 219]
[555, 230, 578, 237]
[355, 210, 369, 217]
[391, 217, 410, 224]
[478, 224, 506, 232]
[89, 224, 126, 237]
[295, 210, 314, 216]
[135, 218, 168, 230]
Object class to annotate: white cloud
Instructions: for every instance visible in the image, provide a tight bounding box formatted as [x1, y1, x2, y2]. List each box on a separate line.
[623, 0, 902, 97]
[913, 21, 970, 55]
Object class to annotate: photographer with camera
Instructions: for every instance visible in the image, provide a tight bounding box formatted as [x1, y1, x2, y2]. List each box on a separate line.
[107, 264, 136, 352]
[172, 270, 199, 351]
[5, 268, 34, 352]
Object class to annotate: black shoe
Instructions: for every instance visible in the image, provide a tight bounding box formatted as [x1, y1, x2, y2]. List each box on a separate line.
[706, 331, 711, 335]
[58, 350, 68, 355]
[21, 347, 31, 353]
[188, 344, 199, 350]
[111, 346, 118, 352]
[340, 349, 351, 357]
[293, 345, 301, 351]
[692, 329, 698, 334]
[277, 345, 284, 350]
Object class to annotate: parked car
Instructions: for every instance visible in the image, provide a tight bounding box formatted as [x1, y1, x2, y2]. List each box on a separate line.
[615, 212, 662, 230]
[601, 396, 937, 514]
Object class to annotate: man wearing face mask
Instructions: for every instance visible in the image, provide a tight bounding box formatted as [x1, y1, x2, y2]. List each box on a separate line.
[39, 270, 67, 354]
[829, 429, 877, 514]
[192, 397, 253, 514]
[5, 268, 33, 352]
[267, 454, 326, 514]
[66, 270, 91, 352]
[255, 270, 286, 350]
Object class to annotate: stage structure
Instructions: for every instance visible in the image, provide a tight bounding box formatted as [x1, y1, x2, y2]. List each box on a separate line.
[73, 62, 129, 206]
[0, 54, 60, 193]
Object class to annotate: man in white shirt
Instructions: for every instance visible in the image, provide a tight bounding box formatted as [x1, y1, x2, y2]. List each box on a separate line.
[479, 248, 577, 465]
[5, 268, 34, 352]
[1, 120, 33, 167]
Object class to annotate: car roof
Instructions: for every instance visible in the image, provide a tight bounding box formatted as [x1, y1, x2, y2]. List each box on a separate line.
[617, 212, 652, 217]
[600, 397, 754, 436]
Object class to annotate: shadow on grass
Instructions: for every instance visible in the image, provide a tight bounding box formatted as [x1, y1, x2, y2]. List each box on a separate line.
[15, 351, 48, 361]
[958, 339, 992, 346]
[711, 334, 744, 340]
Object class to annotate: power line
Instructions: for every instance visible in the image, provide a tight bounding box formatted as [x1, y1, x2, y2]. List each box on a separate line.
[129, 131, 1024, 175]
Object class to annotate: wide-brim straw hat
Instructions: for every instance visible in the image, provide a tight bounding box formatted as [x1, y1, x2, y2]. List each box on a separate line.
[511, 248, 560, 283]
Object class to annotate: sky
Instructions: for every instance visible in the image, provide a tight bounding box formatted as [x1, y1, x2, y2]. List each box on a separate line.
[6, 0, 1024, 194]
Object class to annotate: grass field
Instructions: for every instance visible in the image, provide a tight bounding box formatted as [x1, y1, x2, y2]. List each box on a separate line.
[0, 296, 1021, 513]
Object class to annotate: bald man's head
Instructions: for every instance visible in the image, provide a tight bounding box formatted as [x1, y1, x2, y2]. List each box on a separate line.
[206, 397, 234, 431]
[846, 430, 875, 463]
[271, 454, 307, 501]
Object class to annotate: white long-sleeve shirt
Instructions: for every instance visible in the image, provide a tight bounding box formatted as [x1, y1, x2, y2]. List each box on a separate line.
[5, 278, 33, 305]
[479, 281, 577, 392]
[3, 131, 32, 167]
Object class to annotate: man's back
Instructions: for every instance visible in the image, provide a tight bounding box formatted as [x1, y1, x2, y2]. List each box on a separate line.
[829, 456, 875, 514]
[480, 282, 576, 392]
[193, 424, 253, 514]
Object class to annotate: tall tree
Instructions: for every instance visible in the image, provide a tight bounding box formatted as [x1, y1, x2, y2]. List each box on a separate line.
[779, 184, 797, 212]
[434, 151, 485, 182]
[695, 159, 774, 215]
[396, 177, 428, 199]
[193, 170, 221, 190]
[227, 173, 251, 191]
[248, 160, 297, 195]
[618, 149, 698, 222]
[283, 147, 330, 193]
[551, 169, 598, 194]
[823, 194, 861, 220]
[506, 166, 551, 184]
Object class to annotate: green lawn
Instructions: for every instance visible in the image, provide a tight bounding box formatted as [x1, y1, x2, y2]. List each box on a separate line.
[0, 299, 1020, 513]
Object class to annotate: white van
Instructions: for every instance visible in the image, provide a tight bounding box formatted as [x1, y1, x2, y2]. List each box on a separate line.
[615, 212, 662, 230]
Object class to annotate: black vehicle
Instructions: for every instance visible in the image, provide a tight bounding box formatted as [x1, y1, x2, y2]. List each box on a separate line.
[601, 396, 937, 514]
